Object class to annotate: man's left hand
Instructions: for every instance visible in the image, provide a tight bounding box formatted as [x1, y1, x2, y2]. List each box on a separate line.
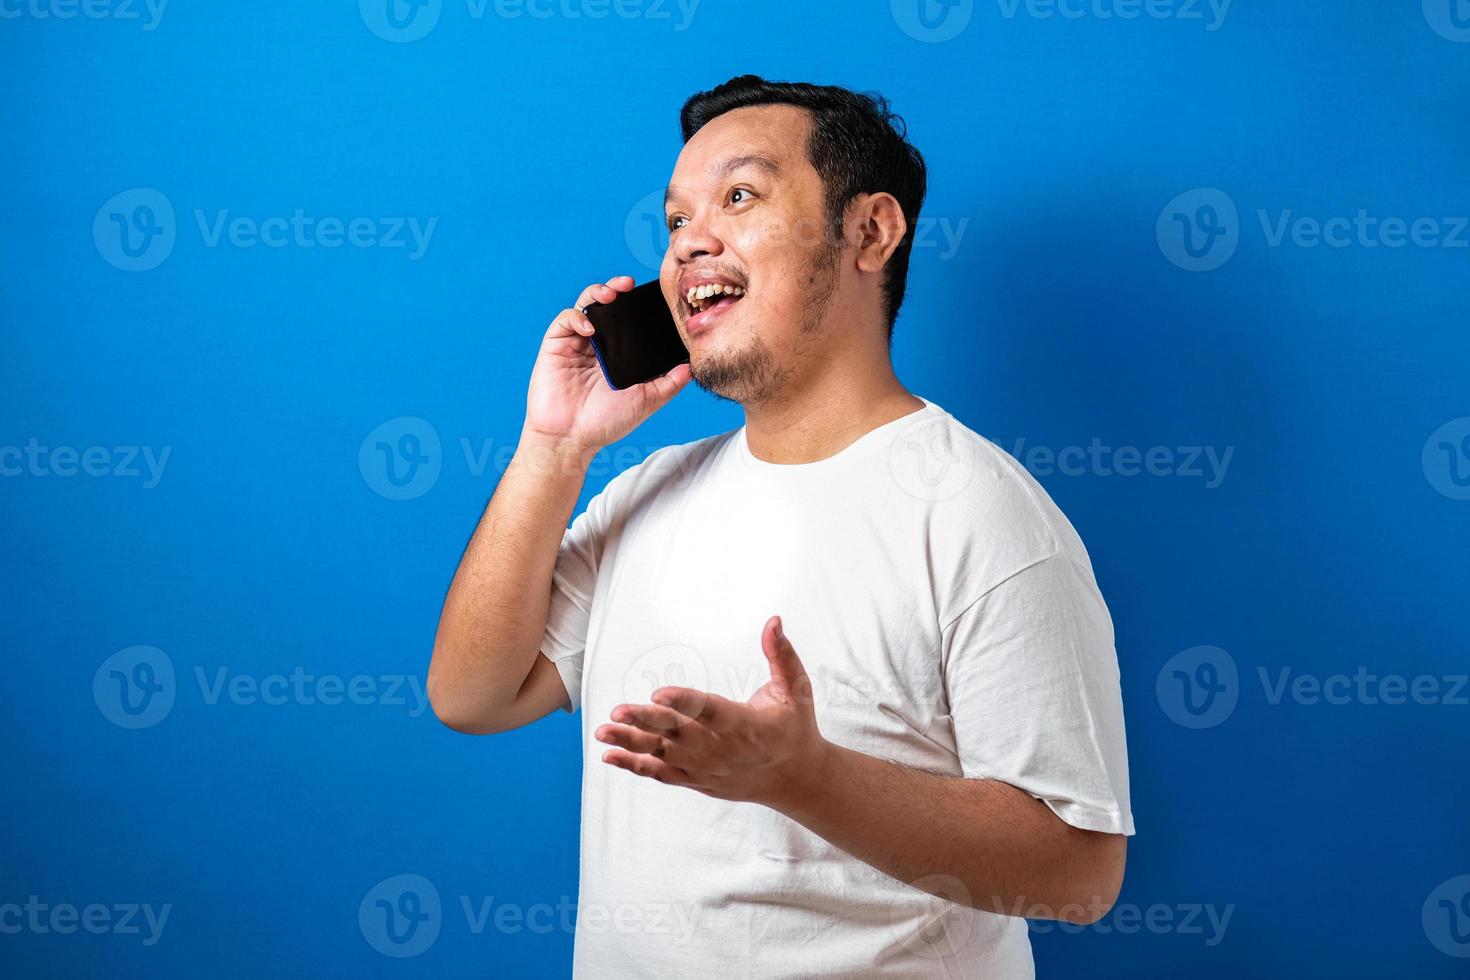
[595, 614, 828, 808]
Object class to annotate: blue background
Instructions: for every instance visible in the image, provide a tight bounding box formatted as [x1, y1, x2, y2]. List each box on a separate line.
[3, 0, 1468, 975]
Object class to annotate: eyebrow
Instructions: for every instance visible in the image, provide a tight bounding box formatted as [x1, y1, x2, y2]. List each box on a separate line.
[664, 154, 782, 209]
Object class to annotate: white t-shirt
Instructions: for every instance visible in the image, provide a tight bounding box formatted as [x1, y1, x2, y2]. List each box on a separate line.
[541, 396, 1134, 979]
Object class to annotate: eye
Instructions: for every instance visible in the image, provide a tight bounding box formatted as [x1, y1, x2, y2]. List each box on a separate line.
[667, 214, 688, 232]
[728, 187, 755, 206]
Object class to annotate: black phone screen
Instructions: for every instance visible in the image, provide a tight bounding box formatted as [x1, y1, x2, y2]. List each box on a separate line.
[582, 280, 690, 390]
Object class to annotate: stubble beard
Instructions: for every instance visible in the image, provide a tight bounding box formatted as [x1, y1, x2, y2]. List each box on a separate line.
[690, 238, 842, 408]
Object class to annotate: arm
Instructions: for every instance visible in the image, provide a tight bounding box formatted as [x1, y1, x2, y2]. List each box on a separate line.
[428, 275, 692, 734]
[594, 615, 1127, 922]
[779, 739, 1127, 923]
[427, 430, 597, 734]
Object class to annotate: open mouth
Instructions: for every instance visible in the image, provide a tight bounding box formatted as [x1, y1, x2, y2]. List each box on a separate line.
[682, 283, 740, 318]
[679, 282, 740, 334]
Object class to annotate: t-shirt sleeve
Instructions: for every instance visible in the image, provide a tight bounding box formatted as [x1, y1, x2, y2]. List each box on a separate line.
[941, 552, 1135, 835]
[540, 486, 614, 715]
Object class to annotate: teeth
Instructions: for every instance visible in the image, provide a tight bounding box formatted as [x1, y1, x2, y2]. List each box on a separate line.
[686, 283, 745, 313]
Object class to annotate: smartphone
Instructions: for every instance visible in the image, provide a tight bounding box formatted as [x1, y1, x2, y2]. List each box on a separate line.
[582, 280, 689, 391]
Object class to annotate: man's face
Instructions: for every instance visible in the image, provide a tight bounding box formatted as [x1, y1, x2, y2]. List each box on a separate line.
[660, 104, 845, 406]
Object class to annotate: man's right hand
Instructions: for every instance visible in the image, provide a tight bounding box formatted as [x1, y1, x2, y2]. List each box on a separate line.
[523, 275, 693, 458]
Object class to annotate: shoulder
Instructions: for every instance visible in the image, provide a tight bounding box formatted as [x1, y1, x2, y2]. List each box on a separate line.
[586, 427, 735, 511]
[904, 407, 1098, 618]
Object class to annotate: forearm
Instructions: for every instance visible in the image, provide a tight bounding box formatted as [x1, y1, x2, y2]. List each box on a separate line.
[428, 427, 595, 730]
[775, 741, 1126, 923]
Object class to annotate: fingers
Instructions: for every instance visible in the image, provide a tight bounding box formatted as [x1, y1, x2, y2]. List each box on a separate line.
[651, 686, 738, 727]
[551, 275, 637, 342]
[550, 307, 596, 339]
[600, 700, 713, 764]
[598, 701, 703, 779]
[574, 275, 636, 313]
[610, 701, 704, 739]
[594, 721, 668, 758]
[600, 747, 696, 787]
[632, 361, 693, 403]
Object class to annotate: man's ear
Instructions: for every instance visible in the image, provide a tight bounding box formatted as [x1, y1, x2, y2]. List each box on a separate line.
[847, 192, 909, 274]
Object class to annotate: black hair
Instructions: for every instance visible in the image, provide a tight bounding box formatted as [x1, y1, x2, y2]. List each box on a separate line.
[679, 74, 928, 343]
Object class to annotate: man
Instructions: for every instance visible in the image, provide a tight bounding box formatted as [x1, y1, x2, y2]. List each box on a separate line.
[428, 74, 1134, 978]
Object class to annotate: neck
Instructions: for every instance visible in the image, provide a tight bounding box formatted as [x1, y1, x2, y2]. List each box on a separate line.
[741, 348, 924, 465]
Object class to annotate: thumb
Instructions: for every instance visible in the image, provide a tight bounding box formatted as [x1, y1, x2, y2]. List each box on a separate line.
[762, 615, 814, 707]
[634, 362, 692, 408]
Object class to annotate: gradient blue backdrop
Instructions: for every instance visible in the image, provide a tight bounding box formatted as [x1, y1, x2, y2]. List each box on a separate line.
[3, 0, 1468, 976]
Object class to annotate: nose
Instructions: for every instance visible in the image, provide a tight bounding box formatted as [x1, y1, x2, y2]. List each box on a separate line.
[670, 208, 724, 266]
